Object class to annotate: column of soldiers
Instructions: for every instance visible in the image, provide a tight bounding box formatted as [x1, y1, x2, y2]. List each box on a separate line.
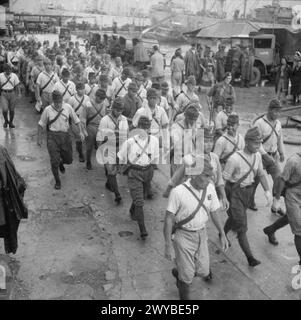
[0, 38, 301, 301]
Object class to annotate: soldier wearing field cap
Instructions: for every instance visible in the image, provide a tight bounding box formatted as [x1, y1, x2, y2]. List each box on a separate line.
[250, 98, 285, 214]
[97, 97, 129, 205]
[223, 127, 272, 266]
[213, 114, 245, 168]
[214, 96, 236, 138]
[36, 58, 59, 111]
[122, 81, 142, 127]
[53, 68, 76, 103]
[135, 72, 147, 103]
[83, 88, 109, 170]
[118, 116, 159, 239]
[0, 63, 21, 128]
[164, 155, 228, 300]
[37, 90, 85, 190]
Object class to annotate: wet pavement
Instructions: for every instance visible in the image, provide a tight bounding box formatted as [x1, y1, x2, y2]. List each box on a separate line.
[0, 87, 301, 300]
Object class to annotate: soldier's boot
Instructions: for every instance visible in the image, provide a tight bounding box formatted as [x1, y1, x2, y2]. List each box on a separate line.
[294, 235, 301, 265]
[237, 232, 260, 267]
[51, 165, 61, 190]
[9, 111, 15, 128]
[135, 206, 148, 239]
[263, 215, 289, 246]
[86, 148, 92, 170]
[177, 280, 191, 300]
[108, 175, 122, 204]
[144, 181, 153, 199]
[76, 141, 85, 162]
[2, 111, 9, 128]
[129, 202, 136, 221]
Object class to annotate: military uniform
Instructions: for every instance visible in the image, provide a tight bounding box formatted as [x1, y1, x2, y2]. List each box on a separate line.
[111, 71, 132, 98]
[36, 70, 59, 109]
[118, 116, 159, 238]
[53, 79, 76, 103]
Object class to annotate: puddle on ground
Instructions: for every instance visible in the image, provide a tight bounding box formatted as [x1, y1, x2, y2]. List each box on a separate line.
[118, 231, 134, 238]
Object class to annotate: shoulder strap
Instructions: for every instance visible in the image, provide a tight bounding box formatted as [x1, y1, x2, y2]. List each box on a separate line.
[233, 152, 256, 188]
[47, 108, 64, 131]
[115, 78, 126, 97]
[74, 95, 85, 113]
[172, 184, 208, 233]
[86, 101, 105, 125]
[0, 76, 12, 89]
[40, 73, 55, 94]
[220, 135, 239, 163]
[61, 82, 70, 98]
[262, 117, 278, 144]
[131, 135, 151, 164]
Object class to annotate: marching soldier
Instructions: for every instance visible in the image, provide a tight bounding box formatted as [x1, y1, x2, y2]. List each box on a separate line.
[97, 97, 128, 205]
[84, 89, 110, 170]
[223, 127, 272, 266]
[250, 99, 285, 214]
[37, 90, 85, 190]
[53, 68, 76, 103]
[214, 96, 236, 138]
[118, 116, 159, 239]
[68, 82, 90, 162]
[141, 69, 152, 91]
[30, 54, 45, 105]
[111, 67, 132, 99]
[135, 72, 147, 103]
[0, 63, 21, 129]
[35, 58, 59, 111]
[213, 114, 244, 168]
[85, 72, 98, 101]
[164, 155, 228, 300]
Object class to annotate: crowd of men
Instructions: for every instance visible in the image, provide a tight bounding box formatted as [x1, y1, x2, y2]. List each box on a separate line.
[0, 36, 300, 301]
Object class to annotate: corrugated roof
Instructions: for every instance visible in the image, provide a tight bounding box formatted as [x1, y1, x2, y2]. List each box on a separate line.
[195, 20, 260, 38]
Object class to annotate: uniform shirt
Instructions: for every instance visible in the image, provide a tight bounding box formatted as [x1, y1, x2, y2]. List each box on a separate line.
[176, 90, 200, 113]
[142, 79, 152, 91]
[53, 80, 76, 103]
[111, 77, 132, 98]
[108, 66, 122, 80]
[84, 66, 101, 82]
[82, 99, 110, 128]
[215, 110, 237, 131]
[175, 112, 206, 129]
[213, 132, 245, 163]
[36, 71, 59, 93]
[38, 103, 80, 132]
[0, 72, 20, 90]
[67, 94, 91, 118]
[167, 180, 220, 231]
[132, 103, 169, 136]
[118, 134, 159, 166]
[223, 150, 265, 187]
[158, 96, 170, 114]
[7, 51, 19, 66]
[281, 153, 301, 198]
[96, 113, 128, 143]
[253, 115, 284, 154]
[84, 83, 98, 100]
[183, 152, 224, 187]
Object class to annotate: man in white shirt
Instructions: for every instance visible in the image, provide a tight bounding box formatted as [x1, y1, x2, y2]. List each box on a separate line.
[0, 63, 21, 128]
[53, 68, 76, 103]
[111, 67, 132, 99]
[118, 116, 159, 239]
[164, 155, 228, 300]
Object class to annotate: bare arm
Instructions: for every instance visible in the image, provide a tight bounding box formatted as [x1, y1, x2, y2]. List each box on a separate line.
[163, 211, 175, 261]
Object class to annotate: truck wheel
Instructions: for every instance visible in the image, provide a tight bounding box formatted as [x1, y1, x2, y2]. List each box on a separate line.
[250, 67, 261, 86]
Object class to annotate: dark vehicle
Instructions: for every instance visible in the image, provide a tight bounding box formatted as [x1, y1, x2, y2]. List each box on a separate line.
[59, 27, 71, 43]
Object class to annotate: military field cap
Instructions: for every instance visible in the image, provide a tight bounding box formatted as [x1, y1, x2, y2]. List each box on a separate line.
[61, 68, 70, 77]
[227, 114, 239, 125]
[135, 72, 143, 80]
[184, 103, 199, 119]
[76, 82, 85, 90]
[204, 127, 215, 139]
[94, 58, 101, 65]
[101, 64, 108, 71]
[225, 96, 234, 106]
[147, 88, 158, 98]
[128, 82, 138, 92]
[161, 81, 169, 90]
[268, 98, 282, 110]
[151, 82, 161, 90]
[52, 90, 63, 102]
[3, 63, 11, 72]
[245, 127, 262, 142]
[137, 116, 151, 129]
[95, 89, 107, 99]
[36, 55, 44, 61]
[99, 74, 109, 82]
[43, 58, 51, 65]
[223, 72, 232, 80]
[112, 97, 124, 110]
[186, 75, 196, 86]
[88, 72, 96, 78]
[122, 67, 131, 77]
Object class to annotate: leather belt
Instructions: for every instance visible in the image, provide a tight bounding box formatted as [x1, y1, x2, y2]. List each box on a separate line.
[178, 226, 205, 233]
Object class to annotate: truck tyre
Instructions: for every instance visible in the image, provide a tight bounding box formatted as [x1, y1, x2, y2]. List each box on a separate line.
[250, 67, 261, 86]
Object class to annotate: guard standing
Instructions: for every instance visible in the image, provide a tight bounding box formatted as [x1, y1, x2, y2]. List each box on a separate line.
[37, 91, 85, 190]
[0, 63, 21, 128]
[118, 116, 159, 239]
[164, 156, 228, 300]
[223, 127, 272, 266]
[96, 97, 128, 205]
